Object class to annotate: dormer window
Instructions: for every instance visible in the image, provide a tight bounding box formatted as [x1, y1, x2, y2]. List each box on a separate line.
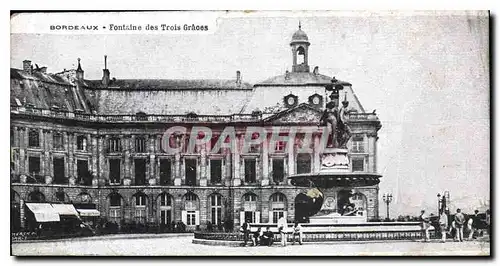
[308, 93, 323, 108]
[283, 94, 298, 108]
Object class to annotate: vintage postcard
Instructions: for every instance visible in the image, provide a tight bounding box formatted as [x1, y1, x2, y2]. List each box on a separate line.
[10, 10, 490, 256]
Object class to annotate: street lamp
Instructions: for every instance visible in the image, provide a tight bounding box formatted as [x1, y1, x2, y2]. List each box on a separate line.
[437, 193, 441, 215]
[382, 193, 393, 220]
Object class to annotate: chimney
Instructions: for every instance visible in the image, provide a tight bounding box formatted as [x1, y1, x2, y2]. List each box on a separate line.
[313, 66, 319, 75]
[76, 58, 84, 80]
[102, 55, 110, 87]
[236, 70, 241, 84]
[23, 60, 32, 74]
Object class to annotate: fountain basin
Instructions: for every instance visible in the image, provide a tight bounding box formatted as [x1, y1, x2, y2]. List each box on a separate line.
[289, 172, 381, 188]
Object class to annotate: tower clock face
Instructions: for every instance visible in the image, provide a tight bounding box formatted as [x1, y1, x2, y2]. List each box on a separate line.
[287, 97, 296, 105]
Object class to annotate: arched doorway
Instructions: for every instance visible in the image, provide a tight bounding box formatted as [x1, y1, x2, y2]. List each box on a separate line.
[294, 193, 309, 223]
[157, 193, 174, 232]
[182, 192, 200, 228]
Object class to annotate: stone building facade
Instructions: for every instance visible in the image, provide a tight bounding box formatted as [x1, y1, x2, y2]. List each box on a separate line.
[11, 26, 382, 231]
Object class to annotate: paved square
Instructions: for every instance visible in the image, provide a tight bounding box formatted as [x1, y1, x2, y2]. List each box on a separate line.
[11, 235, 490, 256]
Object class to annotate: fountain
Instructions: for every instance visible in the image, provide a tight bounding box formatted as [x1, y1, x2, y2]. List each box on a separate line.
[289, 81, 382, 224]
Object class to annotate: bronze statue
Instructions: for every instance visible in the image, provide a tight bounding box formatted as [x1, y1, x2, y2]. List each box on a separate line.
[319, 99, 351, 149]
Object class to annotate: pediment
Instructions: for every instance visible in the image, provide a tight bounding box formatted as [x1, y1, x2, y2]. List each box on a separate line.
[264, 103, 322, 124]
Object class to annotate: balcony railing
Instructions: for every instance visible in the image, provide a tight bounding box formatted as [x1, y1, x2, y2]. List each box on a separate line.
[12, 106, 378, 123]
[11, 106, 262, 123]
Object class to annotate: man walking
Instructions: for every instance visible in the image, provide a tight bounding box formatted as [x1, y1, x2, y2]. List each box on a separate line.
[468, 210, 480, 240]
[240, 220, 251, 247]
[454, 208, 466, 242]
[420, 210, 431, 242]
[277, 216, 288, 247]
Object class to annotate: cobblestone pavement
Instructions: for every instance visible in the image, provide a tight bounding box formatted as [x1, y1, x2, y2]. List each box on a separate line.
[11, 235, 490, 256]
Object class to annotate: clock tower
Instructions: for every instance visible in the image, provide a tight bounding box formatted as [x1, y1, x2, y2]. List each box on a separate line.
[290, 22, 310, 73]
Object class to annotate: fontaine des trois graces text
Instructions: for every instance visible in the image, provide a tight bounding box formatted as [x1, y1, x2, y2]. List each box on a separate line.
[49, 23, 210, 32]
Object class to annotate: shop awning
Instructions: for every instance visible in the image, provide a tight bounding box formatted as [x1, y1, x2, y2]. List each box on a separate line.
[51, 204, 80, 216]
[25, 203, 60, 222]
[77, 209, 101, 217]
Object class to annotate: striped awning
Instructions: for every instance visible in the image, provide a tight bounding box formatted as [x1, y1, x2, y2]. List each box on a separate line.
[25, 203, 60, 222]
[51, 204, 80, 216]
[77, 209, 101, 217]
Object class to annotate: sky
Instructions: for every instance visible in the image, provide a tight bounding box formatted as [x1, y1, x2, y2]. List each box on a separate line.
[10, 11, 490, 216]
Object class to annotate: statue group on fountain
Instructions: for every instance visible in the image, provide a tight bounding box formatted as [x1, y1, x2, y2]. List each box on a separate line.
[319, 97, 352, 149]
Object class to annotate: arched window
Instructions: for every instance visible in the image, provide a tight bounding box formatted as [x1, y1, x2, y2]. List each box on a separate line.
[182, 193, 199, 226]
[134, 193, 147, 223]
[76, 192, 92, 203]
[158, 193, 173, 225]
[269, 193, 287, 223]
[108, 193, 122, 223]
[27, 191, 45, 202]
[240, 193, 260, 225]
[296, 46, 305, 64]
[209, 194, 223, 225]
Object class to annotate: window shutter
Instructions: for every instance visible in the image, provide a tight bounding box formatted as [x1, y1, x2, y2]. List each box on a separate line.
[240, 211, 245, 226]
[255, 211, 261, 224]
[195, 211, 200, 225]
[269, 211, 273, 224]
[181, 210, 187, 224]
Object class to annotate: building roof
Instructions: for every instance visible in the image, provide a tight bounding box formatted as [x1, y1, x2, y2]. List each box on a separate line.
[291, 28, 309, 42]
[256, 72, 352, 87]
[10, 68, 93, 113]
[84, 78, 253, 91]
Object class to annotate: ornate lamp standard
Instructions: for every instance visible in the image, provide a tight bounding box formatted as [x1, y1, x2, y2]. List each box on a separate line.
[437, 193, 441, 215]
[382, 193, 393, 220]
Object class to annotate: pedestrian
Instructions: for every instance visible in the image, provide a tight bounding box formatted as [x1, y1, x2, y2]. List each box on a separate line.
[277, 216, 288, 247]
[240, 220, 251, 247]
[454, 208, 465, 242]
[486, 209, 491, 236]
[419, 210, 431, 242]
[439, 210, 448, 243]
[291, 221, 303, 245]
[252, 227, 263, 246]
[468, 210, 480, 240]
[261, 226, 274, 246]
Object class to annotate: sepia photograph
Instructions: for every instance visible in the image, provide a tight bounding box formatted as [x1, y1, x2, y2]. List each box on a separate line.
[9, 10, 490, 256]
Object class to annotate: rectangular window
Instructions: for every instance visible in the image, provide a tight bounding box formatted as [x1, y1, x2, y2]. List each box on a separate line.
[28, 130, 40, 148]
[296, 153, 311, 174]
[109, 159, 121, 184]
[187, 211, 197, 226]
[185, 159, 197, 186]
[272, 211, 285, 224]
[53, 133, 64, 150]
[28, 156, 40, 175]
[107, 137, 122, 153]
[76, 135, 87, 151]
[159, 159, 172, 185]
[210, 159, 222, 184]
[109, 208, 121, 223]
[272, 158, 284, 183]
[53, 158, 65, 184]
[275, 141, 286, 153]
[135, 208, 146, 223]
[351, 136, 365, 153]
[244, 159, 256, 184]
[135, 137, 146, 153]
[77, 160, 90, 185]
[352, 158, 365, 172]
[209, 135, 222, 154]
[134, 159, 147, 185]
